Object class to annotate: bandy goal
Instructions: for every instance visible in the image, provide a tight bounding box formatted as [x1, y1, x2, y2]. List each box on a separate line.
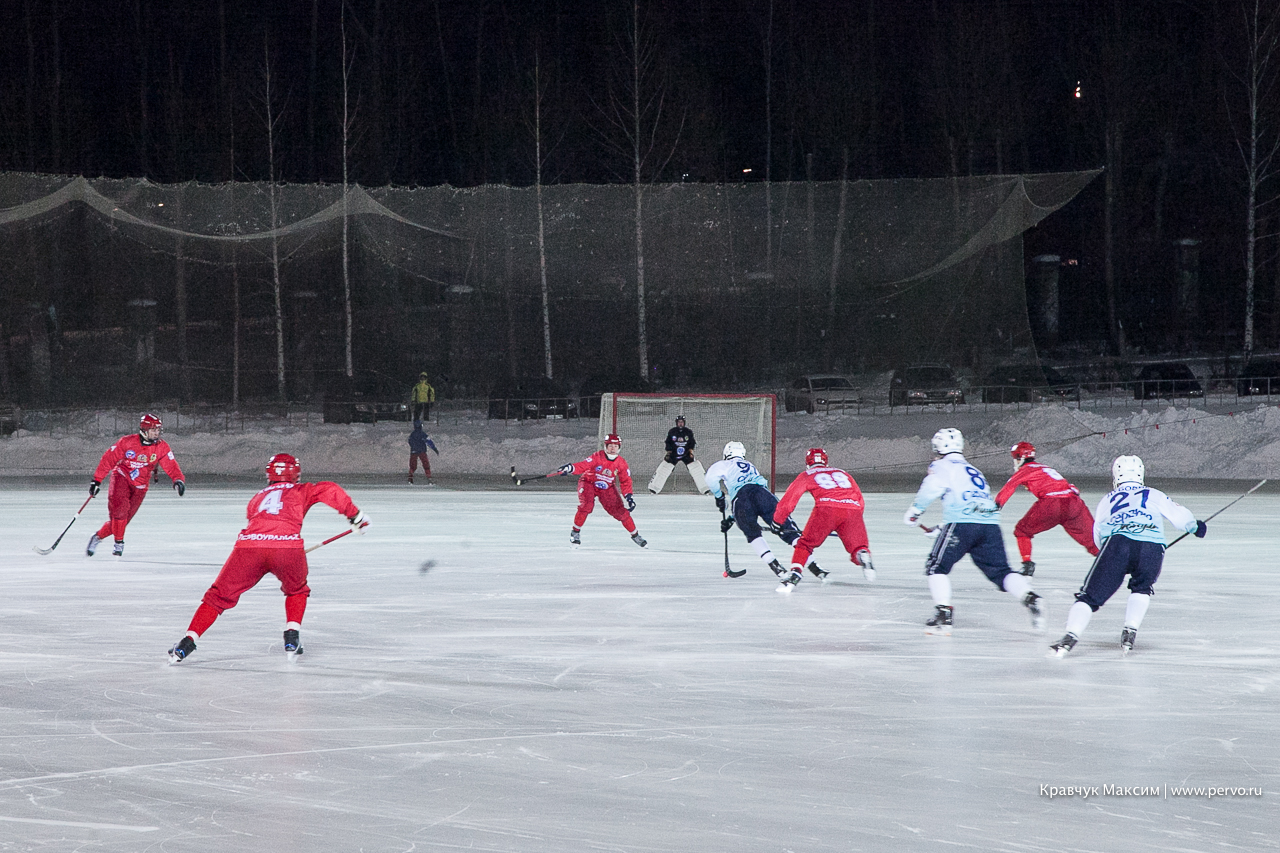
[598, 393, 777, 489]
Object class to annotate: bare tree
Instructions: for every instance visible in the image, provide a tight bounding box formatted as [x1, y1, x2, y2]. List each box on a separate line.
[595, 0, 685, 383]
[256, 31, 288, 401]
[1225, 0, 1280, 362]
[341, 1, 355, 379]
[532, 46, 554, 380]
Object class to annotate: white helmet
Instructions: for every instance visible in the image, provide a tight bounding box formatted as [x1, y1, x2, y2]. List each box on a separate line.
[723, 441, 747, 460]
[931, 428, 964, 455]
[1112, 455, 1145, 486]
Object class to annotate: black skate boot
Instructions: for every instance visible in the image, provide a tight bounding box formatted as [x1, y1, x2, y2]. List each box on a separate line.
[1120, 627, 1137, 655]
[1020, 560, 1036, 576]
[631, 532, 648, 548]
[168, 635, 196, 664]
[1023, 591, 1046, 632]
[856, 549, 875, 581]
[807, 561, 830, 581]
[284, 629, 304, 656]
[777, 568, 802, 592]
[86, 533, 101, 557]
[570, 528, 581, 549]
[926, 604, 954, 635]
[1049, 632, 1078, 658]
[769, 559, 787, 577]
[112, 540, 124, 557]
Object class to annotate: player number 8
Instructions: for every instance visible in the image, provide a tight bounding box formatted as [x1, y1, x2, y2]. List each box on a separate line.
[814, 472, 852, 490]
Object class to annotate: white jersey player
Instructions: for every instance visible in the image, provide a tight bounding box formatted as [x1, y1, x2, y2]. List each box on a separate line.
[704, 443, 815, 579]
[1050, 455, 1206, 657]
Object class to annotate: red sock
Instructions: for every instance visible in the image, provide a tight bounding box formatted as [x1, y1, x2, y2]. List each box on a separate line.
[187, 602, 222, 637]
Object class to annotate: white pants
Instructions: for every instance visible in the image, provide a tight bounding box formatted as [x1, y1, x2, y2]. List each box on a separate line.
[648, 459, 709, 494]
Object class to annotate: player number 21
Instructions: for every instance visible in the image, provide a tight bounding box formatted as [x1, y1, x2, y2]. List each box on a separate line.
[814, 472, 852, 490]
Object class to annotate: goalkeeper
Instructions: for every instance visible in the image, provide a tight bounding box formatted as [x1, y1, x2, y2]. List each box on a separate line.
[647, 415, 710, 494]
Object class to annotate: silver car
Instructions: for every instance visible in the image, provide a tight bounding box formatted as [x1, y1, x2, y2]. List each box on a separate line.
[784, 374, 865, 413]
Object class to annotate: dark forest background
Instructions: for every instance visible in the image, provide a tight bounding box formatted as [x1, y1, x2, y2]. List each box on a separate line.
[0, 0, 1278, 404]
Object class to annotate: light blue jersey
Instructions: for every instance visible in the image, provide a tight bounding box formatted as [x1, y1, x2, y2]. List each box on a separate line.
[1093, 483, 1197, 547]
[704, 458, 768, 501]
[908, 453, 1001, 525]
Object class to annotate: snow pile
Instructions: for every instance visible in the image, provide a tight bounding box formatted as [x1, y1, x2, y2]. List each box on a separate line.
[4, 403, 1279, 480]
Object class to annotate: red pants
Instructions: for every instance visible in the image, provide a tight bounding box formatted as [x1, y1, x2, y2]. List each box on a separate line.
[1014, 495, 1099, 561]
[574, 483, 636, 533]
[188, 546, 311, 636]
[789, 505, 870, 568]
[409, 452, 432, 478]
[95, 476, 148, 542]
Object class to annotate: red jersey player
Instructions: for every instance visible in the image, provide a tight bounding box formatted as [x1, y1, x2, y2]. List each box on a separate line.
[547, 433, 647, 549]
[86, 412, 186, 558]
[993, 441, 1099, 575]
[168, 453, 368, 663]
[772, 448, 874, 590]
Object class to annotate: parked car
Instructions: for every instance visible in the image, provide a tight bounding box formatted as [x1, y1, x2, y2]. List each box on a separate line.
[488, 376, 579, 420]
[980, 364, 1076, 403]
[1132, 362, 1203, 400]
[889, 364, 965, 406]
[784, 374, 865, 413]
[322, 373, 412, 424]
[1236, 358, 1280, 396]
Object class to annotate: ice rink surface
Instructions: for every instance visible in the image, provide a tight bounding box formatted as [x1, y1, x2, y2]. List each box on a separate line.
[1, 480, 1276, 852]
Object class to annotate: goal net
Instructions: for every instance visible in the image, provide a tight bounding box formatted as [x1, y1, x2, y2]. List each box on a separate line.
[599, 393, 777, 489]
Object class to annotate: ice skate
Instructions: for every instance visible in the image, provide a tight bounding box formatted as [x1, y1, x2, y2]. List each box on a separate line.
[807, 561, 830, 581]
[569, 528, 581, 549]
[86, 533, 101, 557]
[1022, 591, 1046, 632]
[1049, 632, 1078, 658]
[168, 635, 196, 664]
[856, 550, 875, 582]
[112, 540, 124, 558]
[767, 559, 787, 577]
[408, 475, 414, 484]
[777, 569, 802, 593]
[1120, 627, 1137, 655]
[284, 629, 304, 657]
[631, 532, 648, 548]
[925, 604, 953, 635]
[1020, 560, 1036, 576]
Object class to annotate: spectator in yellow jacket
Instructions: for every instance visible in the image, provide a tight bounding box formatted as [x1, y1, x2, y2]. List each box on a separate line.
[411, 372, 436, 421]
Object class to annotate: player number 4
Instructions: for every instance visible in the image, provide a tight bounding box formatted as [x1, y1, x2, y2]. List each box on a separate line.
[258, 490, 285, 516]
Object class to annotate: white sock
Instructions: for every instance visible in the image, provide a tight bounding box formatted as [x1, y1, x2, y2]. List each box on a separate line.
[928, 574, 952, 606]
[1002, 572, 1032, 597]
[1065, 601, 1093, 636]
[285, 621, 301, 631]
[186, 630, 200, 640]
[748, 537, 776, 566]
[1124, 593, 1151, 629]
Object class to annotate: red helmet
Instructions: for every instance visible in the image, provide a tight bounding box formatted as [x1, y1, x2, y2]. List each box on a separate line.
[266, 453, 302, 483]
[1010, 441, 1036, 461]
[139, 413, 162, 433]
[805, 448, 828, 468]
[604, 433, 622, 446]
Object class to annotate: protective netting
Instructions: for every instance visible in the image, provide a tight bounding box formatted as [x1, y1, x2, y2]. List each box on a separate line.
[0, 170, 1099, 404]
[601, 393, 775, 488]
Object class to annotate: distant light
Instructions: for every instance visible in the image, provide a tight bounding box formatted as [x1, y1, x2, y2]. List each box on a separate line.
[1074, 81, 1082, 99]
[1067, 259, 1079, 266]
[742, 168, 753, 174]
[157, 202, 164, 207]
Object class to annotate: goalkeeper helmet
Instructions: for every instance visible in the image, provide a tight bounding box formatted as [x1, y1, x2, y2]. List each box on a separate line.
[931, 428, 964, 455]
[675, 415, 685, 426]
[1112, 455, 1144, 487]
[805, 448, 828, 468]
[723, 441, 746, 460]
[266, 453, 302, 484]
[1011, 441, 1036, 468]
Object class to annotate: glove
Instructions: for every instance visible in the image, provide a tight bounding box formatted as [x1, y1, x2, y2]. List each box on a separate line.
[624, 493, 636, 512]
[1194, 520, 1207, 538]
[714, 494, 726, 512]
[903, 507, 921, 526]
[89, 480, 101, 498]
[557, 463, 575, 476]
[349, 510, 370, 533]
[173, 480, 186, 497]
[720, 517, 735, 534]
